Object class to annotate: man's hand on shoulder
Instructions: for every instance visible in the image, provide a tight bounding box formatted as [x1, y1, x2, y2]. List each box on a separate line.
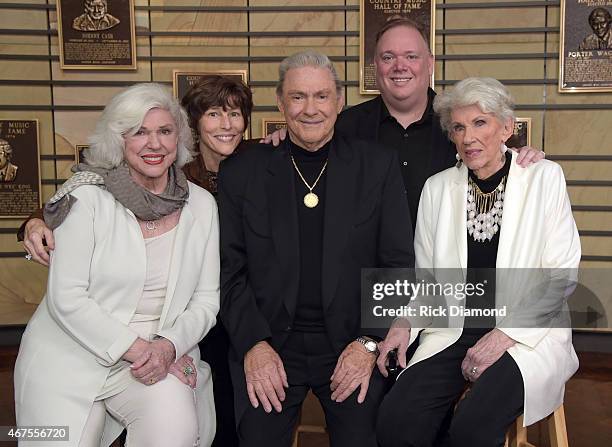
[513, 145, 545, 167]
[23, 218, 54, 267]
[330, 340, 377, 404]
[259, 127, 287, 146]
[244, 340, 288, 413]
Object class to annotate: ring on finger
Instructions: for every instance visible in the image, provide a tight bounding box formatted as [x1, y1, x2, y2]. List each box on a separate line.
[183, 365, 194, 376]
[25, 253, 32, 261]
[470, 366, 478, 376]
[149, 377, 156, 385]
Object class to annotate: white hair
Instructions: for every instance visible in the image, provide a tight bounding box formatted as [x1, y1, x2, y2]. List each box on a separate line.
[85, 83, 195, 169]
[276, 50, 343, 97]
[433, 77, 515, 134]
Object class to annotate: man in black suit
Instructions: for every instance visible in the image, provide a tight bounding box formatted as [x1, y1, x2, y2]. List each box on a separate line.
[218, 50, 414, 447]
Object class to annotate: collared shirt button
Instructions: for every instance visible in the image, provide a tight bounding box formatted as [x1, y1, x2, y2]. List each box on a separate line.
[403, 133, 409, 138]
[403, 161, 408, 166]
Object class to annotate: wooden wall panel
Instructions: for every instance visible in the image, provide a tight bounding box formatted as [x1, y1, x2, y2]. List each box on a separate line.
[0, 1, 610, 325]
[545, 111, 612, 155]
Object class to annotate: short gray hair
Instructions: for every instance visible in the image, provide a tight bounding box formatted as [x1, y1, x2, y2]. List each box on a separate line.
[433, 77, 515, 134]
[85, 83, 194, 169]
[276, 50, 343, 97]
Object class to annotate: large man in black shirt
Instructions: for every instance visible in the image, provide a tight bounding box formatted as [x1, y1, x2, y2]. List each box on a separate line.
[335, 18, 456, 228]
[219, 50, 414, 447]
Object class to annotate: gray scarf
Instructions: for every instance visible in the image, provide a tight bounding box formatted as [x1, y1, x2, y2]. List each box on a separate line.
[44, 163, 189, 230]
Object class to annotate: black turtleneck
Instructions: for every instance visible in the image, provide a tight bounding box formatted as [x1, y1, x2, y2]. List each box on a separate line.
[289, 137, 330, 333]
[465, 151, 512, 331]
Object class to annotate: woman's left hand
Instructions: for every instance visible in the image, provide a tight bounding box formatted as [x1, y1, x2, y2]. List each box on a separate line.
[461, 329, 516, 382]
[169, 354, 198, 389]
[130, 337, 176, 386]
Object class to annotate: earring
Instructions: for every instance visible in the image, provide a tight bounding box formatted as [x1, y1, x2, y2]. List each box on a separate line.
[501, 143, 508, 154]
[455, 152, 462, 168]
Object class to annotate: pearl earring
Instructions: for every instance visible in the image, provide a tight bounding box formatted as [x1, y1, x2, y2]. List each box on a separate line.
[455, 153, 462, 168]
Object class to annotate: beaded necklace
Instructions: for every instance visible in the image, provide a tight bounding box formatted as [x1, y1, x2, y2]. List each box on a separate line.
[466, 175, 506, 242]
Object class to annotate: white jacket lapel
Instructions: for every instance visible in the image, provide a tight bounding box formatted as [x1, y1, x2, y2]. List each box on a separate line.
[451, 164, 468, 271]
[496, 156, 527, 268]
[158, 204, 194, 328]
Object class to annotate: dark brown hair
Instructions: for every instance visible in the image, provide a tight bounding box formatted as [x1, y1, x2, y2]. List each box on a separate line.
[181, 75, 253, 133]
[374, 16, 431, 53]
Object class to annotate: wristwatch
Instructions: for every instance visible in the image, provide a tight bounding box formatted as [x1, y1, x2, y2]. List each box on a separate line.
[356, 336, 379, 355]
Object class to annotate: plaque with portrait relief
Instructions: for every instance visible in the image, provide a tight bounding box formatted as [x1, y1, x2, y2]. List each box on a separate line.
[559, 0, 612, 92]
[261, 120, 287, 139]
[505, 118, 532, 149]
[360, 0, 435, 94]
[0, 120, 41, 218]
[56, 0, 137, 70]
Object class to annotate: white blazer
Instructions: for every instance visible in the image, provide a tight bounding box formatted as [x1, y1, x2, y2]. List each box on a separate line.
[14, 182, 220, 446]
[400, 155, 580, 426]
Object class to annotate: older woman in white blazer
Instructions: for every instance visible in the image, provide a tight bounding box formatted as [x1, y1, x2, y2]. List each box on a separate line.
[14, 83, 219, 447]
[376, 78, 580, 447]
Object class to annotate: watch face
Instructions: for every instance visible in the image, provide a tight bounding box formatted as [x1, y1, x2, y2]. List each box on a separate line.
[365, 341, 377, 352]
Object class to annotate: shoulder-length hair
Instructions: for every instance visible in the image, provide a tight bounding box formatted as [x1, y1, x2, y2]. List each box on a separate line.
[433, 77, 515, 134]
[181, 75, 253, 136]
[85, 83, 195, 169]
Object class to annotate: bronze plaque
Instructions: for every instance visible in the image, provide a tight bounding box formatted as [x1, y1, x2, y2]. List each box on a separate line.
[360, 0, 435, 94]
[75, 144, 89, 164]
[261, 120, 287, 139]
[0, 120, 41, 218]
[505, 118, 532, 149]
[57, 0, 137, 70]
[172, 70, 249, 101]
[559, 1, 612, 92]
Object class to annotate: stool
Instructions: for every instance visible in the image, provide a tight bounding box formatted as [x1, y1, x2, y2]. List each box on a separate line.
[504, 405, 568, 447]
[291, 391, 327, 447]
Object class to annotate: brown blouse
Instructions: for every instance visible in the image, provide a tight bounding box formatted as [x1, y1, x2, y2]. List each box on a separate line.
[182, 155, 219, 196]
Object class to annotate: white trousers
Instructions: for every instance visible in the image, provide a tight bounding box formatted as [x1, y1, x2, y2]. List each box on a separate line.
[79, 374, 199, 447]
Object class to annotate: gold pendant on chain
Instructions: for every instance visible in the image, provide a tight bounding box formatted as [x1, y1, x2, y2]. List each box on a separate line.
[303, 192, 319, 208]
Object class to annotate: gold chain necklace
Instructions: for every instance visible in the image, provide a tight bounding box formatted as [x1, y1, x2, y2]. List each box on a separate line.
[290, 155, 328, 208]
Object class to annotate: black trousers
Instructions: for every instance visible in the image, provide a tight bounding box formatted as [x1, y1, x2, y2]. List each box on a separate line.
[199, 324, 239, 447]
[238, 331, 387, 447]
[377, 330, 524, 447]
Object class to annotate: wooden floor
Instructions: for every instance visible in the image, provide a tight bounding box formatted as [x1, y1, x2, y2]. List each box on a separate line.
[1, 348, 611, 447]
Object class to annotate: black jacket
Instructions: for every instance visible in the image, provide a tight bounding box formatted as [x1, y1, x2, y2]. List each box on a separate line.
[218, 133, 415, 421]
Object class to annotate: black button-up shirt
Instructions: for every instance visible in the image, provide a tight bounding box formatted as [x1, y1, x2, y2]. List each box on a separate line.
[378, 95, 437, 228]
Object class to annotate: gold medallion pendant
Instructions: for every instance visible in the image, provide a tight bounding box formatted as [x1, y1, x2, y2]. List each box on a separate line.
[291, 154, 328, 210]
[303, 192, 319, 208]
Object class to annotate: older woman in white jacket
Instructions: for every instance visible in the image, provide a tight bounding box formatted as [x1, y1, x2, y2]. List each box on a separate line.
[14, 83, 219, 447]
[375, 78, 580, 447]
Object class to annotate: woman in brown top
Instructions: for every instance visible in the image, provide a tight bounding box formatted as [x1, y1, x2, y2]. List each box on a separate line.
[181, 75, 253, 197]
[181, 75, 253, 447]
